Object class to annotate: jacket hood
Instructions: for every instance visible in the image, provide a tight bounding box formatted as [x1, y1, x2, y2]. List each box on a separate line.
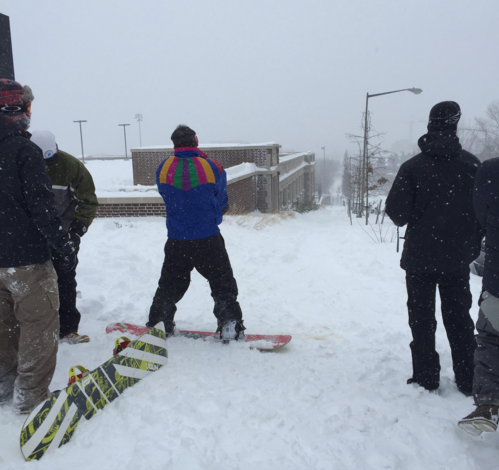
[418, 130, 462, 159]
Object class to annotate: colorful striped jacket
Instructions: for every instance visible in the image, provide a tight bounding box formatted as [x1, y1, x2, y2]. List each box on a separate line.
[156, 147, 228, 240]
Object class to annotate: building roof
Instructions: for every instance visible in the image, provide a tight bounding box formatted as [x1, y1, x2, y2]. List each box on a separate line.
[131, 142, 281, 152]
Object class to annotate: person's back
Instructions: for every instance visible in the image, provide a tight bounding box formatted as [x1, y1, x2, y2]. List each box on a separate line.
[156, 148, 226, 240]
[40, 148, 98, 231]
[0, 129, 59, 267]
[385, 101, 481, 396]
[474, 157, 499, 296]
[148, 125, 244, 342]
[30, 131, 98, 344]
[386, 126, 482, 272]
[459, 157, 499, 435]
[0, 80, 76, 414]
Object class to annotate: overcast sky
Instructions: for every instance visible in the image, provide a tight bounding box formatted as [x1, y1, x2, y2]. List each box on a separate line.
[2, 0, 498, 160]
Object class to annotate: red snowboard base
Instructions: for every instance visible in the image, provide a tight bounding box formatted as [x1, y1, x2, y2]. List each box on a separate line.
[106, 322, 291, 351]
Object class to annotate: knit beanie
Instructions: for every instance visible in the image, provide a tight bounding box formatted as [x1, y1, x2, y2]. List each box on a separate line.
[427, 101, 461, 132]
[31, 130, 58, 160]
[0, 79, 31, 130]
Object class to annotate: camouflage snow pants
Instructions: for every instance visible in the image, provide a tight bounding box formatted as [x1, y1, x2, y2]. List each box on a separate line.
[0, 261, 59, 414]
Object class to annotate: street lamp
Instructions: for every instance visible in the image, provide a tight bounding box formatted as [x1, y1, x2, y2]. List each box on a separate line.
[73, 120, 87, 163]
[362, 87, 422, 224]
[321, 146, 326, 191]
[118, 124, 130, 160]
[134, 113, 143, 146]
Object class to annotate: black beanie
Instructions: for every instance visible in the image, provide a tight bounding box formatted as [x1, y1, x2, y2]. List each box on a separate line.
[427, 101, 461, 131]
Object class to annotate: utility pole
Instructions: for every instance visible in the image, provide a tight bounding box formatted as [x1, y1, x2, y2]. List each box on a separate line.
[321, 146, 326, 192]
[73, 120, 87, 163]
[118, 124, 130, 159]
[134, 113, 143, 146]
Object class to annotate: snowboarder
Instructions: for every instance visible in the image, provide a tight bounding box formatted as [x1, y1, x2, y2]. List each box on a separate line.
[147, 125, 245, 342]
[0, 79, 76, 414]
[30, 130, 98, 344]
[385, 101, 483, 395]
[459, 157, 499, 435]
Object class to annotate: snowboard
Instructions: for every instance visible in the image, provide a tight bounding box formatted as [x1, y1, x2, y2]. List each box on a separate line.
[20, 323, 168, 461]
[106, 322, 292, 351]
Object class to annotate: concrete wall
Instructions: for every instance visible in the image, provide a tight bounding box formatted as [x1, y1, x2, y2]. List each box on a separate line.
[95, 175, 258, 218]
[131, 144, 280, 186]
[124, 144, 315, 215]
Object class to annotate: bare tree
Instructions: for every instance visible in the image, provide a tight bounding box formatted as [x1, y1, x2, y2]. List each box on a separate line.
[345, 112, 392, 216]
[458, 100, 499, 161]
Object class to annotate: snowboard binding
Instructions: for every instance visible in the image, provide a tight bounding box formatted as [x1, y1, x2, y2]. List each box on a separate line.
[68, 365, 89, 386]
[113, 336, 132, 355]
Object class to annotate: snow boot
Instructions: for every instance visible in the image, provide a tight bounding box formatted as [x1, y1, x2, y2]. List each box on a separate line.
[458, 405, 499, 436]
[0, 372, 16, 405]
[13, 388, 51, 415]
[218, 320, 246, 344]
[60, 332, 90, 344]
[407, 377, 439, 393]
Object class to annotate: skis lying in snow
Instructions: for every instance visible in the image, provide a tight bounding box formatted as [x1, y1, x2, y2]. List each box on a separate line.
[106, 322, 292, 351]
[20, 324, 168, 461]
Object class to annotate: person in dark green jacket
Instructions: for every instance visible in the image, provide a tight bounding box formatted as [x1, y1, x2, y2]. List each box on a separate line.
[31, 130, 98, 344]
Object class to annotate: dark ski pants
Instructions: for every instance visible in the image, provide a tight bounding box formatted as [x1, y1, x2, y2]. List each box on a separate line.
[473, 292, 499, 406]
[405, 268, 476, 392]
[148, 234, 243, 329]
[51, 235, 81, 338]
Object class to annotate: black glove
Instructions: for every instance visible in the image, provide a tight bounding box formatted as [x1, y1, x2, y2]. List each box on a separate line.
[69, 219, 88, 239]
[222, 203, 230, 215]
[53, 237, 77, 272]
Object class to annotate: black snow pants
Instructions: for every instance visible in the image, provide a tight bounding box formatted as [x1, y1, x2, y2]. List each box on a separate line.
[473, 292, 499, 406]
[51, 234, 81, 338]
[148, 234, 243, 329]
[405, 267, 476, 392]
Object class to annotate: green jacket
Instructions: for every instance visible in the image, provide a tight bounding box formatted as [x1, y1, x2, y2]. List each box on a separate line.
[46, 150, 98, 230]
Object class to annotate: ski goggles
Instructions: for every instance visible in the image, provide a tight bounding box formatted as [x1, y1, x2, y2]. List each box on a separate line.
[0, 103, 30, 113]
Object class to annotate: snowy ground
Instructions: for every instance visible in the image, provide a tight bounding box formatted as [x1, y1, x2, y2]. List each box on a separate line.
[0, 206, 496, 468]
[87, 159, 159, 198]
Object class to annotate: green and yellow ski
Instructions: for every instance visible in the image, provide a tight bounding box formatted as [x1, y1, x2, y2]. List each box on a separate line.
[20, 323, 168, 461]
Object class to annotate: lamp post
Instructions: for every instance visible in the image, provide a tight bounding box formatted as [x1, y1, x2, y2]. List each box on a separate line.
[73, 120, 87, 163]
[362, 87, 422, 224]
[118, 124, 130, 160]
[321, 146, 326, 191]
[134, 113, 143, 147]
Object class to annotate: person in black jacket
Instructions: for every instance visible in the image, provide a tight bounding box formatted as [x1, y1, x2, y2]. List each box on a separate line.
[0, 79, 76, 414]
[459, 157, 499, 435]
[385, 101, 483, 395]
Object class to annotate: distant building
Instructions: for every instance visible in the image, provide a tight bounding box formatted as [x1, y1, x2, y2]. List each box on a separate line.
[130, 143, 315, 214]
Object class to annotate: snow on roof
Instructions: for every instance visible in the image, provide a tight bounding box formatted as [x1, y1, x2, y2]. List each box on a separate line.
[132, 142, 280, 151]
[225, 162, 260, 181]
[279, 151, 314, 163]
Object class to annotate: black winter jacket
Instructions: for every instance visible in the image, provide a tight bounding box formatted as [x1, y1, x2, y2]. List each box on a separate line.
[385, 130, 483, 273]
[0, 125, 69, 267]
[473, 157, 499, 297]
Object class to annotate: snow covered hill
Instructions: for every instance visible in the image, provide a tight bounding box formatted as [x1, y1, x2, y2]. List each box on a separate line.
[0, 208, 495, 470]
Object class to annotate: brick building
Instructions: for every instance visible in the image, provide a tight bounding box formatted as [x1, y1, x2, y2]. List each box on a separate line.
[96, 143, 315, 217]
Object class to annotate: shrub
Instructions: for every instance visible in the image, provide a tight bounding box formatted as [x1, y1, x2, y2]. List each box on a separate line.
[287, 199, 320, 214]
